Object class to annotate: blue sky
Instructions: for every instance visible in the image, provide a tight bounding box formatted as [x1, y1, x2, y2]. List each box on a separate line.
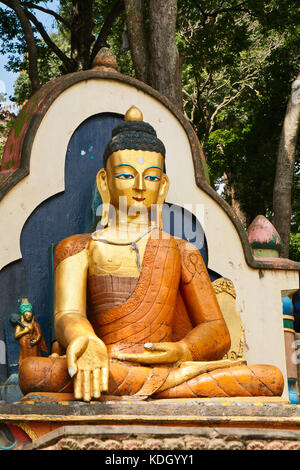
[0, 1, 59, 104]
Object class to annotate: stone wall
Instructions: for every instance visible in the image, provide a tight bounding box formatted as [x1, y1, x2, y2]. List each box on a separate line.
[21, 425, 300, 451]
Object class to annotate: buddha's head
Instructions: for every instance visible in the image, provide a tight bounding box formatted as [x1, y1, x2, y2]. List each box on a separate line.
[19, 299, 33, 323]
[96, 106, 169, 228]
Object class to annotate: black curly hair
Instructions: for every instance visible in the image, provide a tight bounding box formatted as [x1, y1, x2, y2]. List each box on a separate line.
[103, 120, 166, 166]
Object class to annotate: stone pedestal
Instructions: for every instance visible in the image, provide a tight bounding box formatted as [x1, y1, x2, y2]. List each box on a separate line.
[2, 397, 300, 450]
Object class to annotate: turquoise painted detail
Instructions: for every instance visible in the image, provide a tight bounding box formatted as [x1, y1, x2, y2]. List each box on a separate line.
[144, 166, 163, 171]
[19, 301, 33, 314]
[288, 378, 299, 404]
[283, 318, 294, 329]
[145, 175, 160, 181]
[282, 295, 294, 316]
[114, 173, 134, 179]
[0, 441, 17, 450]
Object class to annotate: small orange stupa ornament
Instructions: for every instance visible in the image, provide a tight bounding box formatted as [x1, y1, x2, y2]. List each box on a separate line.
[91, 47, 118, 72]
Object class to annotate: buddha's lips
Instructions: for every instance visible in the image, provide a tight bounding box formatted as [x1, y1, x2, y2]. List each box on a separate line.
[132, 197, 145, 201]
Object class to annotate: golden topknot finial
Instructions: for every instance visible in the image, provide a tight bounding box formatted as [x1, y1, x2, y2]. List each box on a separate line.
[125, 106, 143, 122]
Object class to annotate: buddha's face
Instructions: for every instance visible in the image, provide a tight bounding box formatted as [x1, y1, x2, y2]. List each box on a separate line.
[97, 149, 169, 218]
[23, 311, 33, 322]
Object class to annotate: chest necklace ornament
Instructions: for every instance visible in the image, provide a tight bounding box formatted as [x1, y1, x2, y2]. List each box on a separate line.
[91, 225, 158, 272]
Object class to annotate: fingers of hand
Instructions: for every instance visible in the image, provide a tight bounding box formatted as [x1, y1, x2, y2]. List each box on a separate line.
[92, 368, 101, 399]
[74, 370, 83, 399]
[67, 336, 89, 377]
[101, 366, 109, 392]
[113, 351, 170, 364]
[74, 368, 107, 401]
[147, 342, 184, 362]
[144, 342, 170, 352]
[83, 370, 91, 402]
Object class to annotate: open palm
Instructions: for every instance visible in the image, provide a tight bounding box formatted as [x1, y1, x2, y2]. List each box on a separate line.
[67, 336, 109, 401]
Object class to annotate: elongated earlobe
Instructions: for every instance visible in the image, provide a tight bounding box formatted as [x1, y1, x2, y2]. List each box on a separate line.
[156, 174, 169, 229]
[96, 169, 111, 227]
[157, 174, 169, 205]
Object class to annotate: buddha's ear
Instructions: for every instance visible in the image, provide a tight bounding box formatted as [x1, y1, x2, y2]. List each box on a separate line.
[96, 168, 108, 195]
[157, 173, 169, 205]
[155, 173, 169, 230]
[96, 168, 111, 227]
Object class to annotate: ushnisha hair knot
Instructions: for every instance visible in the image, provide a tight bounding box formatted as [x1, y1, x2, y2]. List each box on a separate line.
[103, 106, 166, 166]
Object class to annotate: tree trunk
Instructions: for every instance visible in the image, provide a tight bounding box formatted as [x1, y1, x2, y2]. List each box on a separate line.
[223, 172, 247, 227]
[124, 0, 183, 109]
[4, 0, 40, 94]
[25, 9, 76, 73]
[149, 0, 182, 109]
[273, 72, 300, 258]
[90, 0, 125, 64]
[124, 0, 150, 84]
[71, 0, 94, 70]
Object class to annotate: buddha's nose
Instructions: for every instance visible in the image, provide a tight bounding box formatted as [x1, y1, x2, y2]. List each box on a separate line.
[134, 172, 146, 191]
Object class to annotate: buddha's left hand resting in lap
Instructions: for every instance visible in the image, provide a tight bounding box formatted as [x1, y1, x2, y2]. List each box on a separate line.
[19, 106, 284, 402]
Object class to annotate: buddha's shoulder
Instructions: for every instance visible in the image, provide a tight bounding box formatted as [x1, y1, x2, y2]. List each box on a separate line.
[54, 233, 91, 268]
[172, 236, 206, 281]
[172, 236, 199, 253]
[156, 232, 200, 254]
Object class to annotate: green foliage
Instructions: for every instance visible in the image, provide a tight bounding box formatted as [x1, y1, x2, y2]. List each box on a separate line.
[0, 0, 299, 250]
[0, 113, 15, 165]
[178, 0, 300, 226]
[2, 1, 135, 103]
[290, 232, 300, 262]
[12, 31, 70, 104]
[106, 10, 134, 78]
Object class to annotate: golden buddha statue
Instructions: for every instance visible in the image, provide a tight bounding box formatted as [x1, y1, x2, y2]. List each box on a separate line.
[18, 106, 284, 402]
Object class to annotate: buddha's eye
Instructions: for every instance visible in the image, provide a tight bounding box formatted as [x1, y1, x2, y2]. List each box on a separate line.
[114, 173, 134, 179]
[144, 175, 160, 182]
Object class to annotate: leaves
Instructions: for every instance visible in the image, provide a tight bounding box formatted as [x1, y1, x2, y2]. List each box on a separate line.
[178, 0, 299, 237]
[0, 0, 299, 256]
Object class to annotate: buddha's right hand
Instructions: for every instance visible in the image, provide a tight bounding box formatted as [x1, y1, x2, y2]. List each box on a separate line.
[66, 336, 109, 402]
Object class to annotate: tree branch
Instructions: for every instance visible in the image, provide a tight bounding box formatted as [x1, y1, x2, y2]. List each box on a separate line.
[24, 8, 76, 72]
[21, 1, 72, 30]
[191, 0, 249, 18]
[90, 0, 124, 63]
[208, 87, 245, 135]
[1, 0, 40, 93]
[70, 0, 93, 70]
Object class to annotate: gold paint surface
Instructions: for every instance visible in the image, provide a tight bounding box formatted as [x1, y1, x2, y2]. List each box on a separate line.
[54, 249, 89, 321]
[88, 233, 150, 277]
[125, 106, 143, 122]
[103, 149, 168, 216]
